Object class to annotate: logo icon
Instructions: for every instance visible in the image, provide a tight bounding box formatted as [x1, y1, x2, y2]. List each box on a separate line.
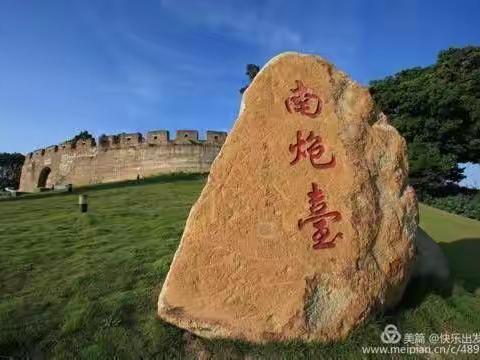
[381, 324, 402, 344]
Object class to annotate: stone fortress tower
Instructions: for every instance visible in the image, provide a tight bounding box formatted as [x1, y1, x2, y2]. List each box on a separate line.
[19, 129, 227, 192]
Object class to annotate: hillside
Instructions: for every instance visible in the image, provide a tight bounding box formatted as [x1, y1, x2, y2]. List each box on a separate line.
[419, 203, 480, 243]
[0, 174, 479, 358]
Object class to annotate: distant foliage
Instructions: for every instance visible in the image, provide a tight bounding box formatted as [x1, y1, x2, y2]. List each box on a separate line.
[240, 64, 260, 94]
[69, 131, 94, 144]
[370, 46, 480, 196]
[423, 192, 480, 221]
[98, 134, 109, 146]
[0, 153, 25, 190]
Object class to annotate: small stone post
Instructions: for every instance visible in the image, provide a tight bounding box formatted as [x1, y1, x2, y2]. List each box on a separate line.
[79, 194, 88, 213]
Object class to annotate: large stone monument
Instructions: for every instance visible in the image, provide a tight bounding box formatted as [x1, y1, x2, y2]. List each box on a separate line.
[158, 52, 418, 343]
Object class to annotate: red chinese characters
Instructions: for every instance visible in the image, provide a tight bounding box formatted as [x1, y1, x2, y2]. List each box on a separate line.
[284, 80, 343, 250]
[298, 182, 343, 250]
[285, 80, 322, 118]
[289, 130, 335, 169]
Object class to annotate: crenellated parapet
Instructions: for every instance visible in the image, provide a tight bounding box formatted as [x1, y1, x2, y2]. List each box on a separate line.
[45, 145, 59, 153]
[206, 131, 228, 145]
[174, 130, 199, 144]
[20, 129, 228, 192]
[75, 138, 97, 151]
[118, 133, 142, 147]
[99, 135, 119, 148]
[147, 130, 170, 145]
[24, 129, 228, 161]
[60, 141, 75, 151]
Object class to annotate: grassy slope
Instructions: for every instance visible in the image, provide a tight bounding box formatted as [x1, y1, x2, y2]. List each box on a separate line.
[419, 203, 480, 294]
[419, 203, 480, 243]
[0, 175, 479, 359]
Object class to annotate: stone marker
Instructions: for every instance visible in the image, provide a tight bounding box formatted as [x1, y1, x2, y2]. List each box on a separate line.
[79, 194, 88, 213]
[158, 52, 418, 343]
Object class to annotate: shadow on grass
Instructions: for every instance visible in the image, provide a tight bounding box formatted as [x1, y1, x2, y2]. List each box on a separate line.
[75, 172, 207, 192]
[394, 233, 480, 314]
[0, 189, 75, 202]
[394, 228, 454, 312]
[0, 172, 208, 202]
[440, 238, 480, 293]
[396, 274, 453, 313]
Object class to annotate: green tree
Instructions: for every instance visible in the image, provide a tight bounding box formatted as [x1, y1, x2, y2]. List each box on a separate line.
[0, 153, 25, 190]
[240, 64, 260, 94]
[69, 130, 94, 144]
[370, 46, 480, 195]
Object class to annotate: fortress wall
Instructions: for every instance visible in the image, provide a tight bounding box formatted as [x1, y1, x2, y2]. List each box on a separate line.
[19, 130, 227, 192]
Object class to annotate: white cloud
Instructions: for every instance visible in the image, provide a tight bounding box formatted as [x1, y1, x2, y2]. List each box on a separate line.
[160, 0, 302, 50]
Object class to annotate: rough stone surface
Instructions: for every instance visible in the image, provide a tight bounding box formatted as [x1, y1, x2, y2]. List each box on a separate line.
[19, 130, 227, 192]
[158, 52, 418, 343]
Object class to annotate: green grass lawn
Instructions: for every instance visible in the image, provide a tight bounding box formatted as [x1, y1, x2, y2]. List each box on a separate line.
[1, 174, 479, 359]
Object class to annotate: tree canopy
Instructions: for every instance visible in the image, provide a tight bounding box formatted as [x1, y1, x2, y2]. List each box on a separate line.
[0, 153, 25, 190]
[370, 46, 480, 195]
[69, 131, 94, 144]
[240, 64, 260, 94]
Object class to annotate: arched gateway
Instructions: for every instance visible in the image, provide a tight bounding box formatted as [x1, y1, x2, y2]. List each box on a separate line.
[37, 167, 51, 188]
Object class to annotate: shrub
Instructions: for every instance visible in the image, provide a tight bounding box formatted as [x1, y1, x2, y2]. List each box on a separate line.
[423, 192, 480, 220]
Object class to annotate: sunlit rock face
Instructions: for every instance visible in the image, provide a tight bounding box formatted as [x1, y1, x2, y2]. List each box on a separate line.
[158, 52, 418, 343]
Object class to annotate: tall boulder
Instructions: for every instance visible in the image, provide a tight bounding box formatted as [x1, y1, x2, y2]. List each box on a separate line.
[158, 52, 418, 343]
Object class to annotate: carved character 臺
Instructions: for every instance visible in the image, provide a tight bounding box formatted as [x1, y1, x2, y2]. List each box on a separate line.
[298, 182, 343, 249]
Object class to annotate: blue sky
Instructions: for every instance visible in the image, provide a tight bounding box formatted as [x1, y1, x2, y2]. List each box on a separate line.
[0, 0, 479, 187]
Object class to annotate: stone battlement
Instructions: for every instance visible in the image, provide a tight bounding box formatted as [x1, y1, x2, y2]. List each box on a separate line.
[20, 129, 227, 192]
[26, 130, 227, 158]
